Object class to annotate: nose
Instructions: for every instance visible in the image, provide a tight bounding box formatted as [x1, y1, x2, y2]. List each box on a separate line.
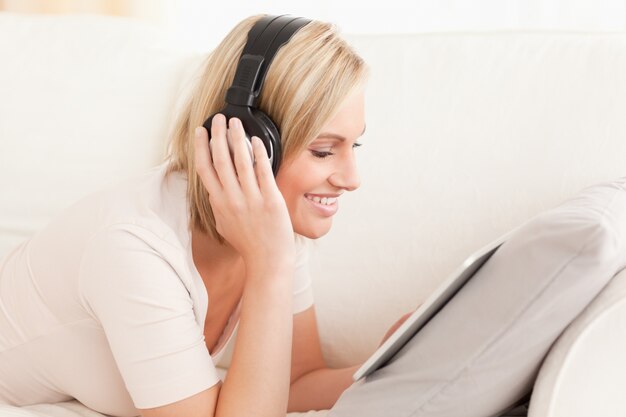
[329, 152, 361, 192]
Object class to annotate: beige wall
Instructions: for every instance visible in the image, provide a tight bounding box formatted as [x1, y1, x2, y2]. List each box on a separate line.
[0, 0, 163, 22]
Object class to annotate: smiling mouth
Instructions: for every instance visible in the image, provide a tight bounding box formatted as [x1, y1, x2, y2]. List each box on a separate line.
[304, 194, 340, 217]
[305, 194, 338, 206]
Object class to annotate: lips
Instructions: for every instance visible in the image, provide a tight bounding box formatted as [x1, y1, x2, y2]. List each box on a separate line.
[304, 193, 340, 216]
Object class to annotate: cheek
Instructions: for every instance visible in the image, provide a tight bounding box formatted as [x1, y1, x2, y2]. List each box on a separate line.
[276, 167, 304, 207]
[280, 177, 308, 207]
[276, 156, 328, 204]
[276, 157, 309, 194]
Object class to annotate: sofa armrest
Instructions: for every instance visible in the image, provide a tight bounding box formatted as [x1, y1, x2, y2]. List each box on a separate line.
[529, 268, 626, 417]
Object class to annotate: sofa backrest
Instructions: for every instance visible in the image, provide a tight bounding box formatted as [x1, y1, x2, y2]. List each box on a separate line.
[0, 13, 202, 256]
[314, 31, 626, 366]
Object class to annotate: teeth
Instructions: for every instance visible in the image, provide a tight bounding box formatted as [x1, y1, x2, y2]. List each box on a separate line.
[306, 195, 337, 206]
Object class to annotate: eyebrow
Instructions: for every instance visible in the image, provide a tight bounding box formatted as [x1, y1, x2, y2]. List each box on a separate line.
[316, 124, 367, 142]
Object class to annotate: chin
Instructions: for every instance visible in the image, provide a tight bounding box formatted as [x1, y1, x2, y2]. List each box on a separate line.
[294, 220, 333, 240]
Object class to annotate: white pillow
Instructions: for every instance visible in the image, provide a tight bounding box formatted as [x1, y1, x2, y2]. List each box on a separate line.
[329, 177, 626, 417]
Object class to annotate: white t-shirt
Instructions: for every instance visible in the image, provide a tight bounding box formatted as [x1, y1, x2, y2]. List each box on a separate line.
[0, 162, 314, 417]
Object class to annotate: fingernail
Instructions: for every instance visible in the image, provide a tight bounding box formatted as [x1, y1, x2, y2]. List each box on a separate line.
[252, 136, 262, 147]
[194, 127, 202, 137]
[212, 114, 223, 126]
[230, 118, 239, 129]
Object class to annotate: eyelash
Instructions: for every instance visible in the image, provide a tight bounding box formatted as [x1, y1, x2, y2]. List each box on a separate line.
[311, 143, 362, 159]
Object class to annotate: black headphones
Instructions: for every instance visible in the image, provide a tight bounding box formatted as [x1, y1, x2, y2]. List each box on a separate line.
[203, 15, 312, 176]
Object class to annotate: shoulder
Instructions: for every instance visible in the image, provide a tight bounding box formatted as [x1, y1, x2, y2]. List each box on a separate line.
[80, 223, 189, 278]
[63, 163, 190, 256]
[78, 224, 193, 301]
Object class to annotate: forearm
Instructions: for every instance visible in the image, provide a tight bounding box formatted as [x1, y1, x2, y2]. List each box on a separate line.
[288, 364, 361, 412]
[216, 263, 294, 417]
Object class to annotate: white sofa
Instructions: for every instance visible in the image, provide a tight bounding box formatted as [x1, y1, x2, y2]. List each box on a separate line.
[1, 12, 626, 417]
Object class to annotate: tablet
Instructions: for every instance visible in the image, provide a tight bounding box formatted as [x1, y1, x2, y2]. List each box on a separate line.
[352, 232, 512, 381]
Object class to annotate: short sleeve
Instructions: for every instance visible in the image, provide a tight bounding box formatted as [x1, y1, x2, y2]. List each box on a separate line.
[79, 226, 220, 409]
[293, 234, 314, 314]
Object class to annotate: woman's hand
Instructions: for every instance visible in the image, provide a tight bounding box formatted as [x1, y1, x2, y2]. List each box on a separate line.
[194, 114, 296, 271]
[378, 310, 416, 347]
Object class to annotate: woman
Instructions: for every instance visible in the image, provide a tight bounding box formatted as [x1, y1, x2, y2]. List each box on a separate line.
[0, 14, 373, 417]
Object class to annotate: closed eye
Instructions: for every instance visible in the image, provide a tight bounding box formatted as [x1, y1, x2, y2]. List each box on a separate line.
[311, 150, 333, 159]
[310, 142, 362, 159]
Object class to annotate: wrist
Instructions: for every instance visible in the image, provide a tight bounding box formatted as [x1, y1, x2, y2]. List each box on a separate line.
[244, 249, 295, 269]
[244, 257, 295, 280]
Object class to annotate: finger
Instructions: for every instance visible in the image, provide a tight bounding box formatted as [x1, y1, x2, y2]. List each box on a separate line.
[193, 126, 222, 194]
[210, 114, 243, 194]
[396, 313, 412, 327]
[251, 136, 277, 195]
[228, 118, 260, 198]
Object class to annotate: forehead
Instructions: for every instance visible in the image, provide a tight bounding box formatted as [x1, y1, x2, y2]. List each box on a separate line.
[316, 90, 366, 140]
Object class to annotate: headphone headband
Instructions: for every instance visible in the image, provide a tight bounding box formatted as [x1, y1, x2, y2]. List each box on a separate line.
[225, 15, 311, 107]
[204, 14, 312, 175]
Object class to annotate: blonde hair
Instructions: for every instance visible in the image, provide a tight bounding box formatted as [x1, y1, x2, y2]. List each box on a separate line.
[165, 15, 368, 244]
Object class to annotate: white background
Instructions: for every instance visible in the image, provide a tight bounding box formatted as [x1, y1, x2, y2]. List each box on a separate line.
[155, 0, 626, 51]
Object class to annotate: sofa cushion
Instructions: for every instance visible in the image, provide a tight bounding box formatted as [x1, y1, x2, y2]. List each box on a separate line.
[529, 267, 626, 417]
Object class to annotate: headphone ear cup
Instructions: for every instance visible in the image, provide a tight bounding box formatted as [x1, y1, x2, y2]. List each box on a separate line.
[203, 108, 283, 175]
[251, 109, 282, 173]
